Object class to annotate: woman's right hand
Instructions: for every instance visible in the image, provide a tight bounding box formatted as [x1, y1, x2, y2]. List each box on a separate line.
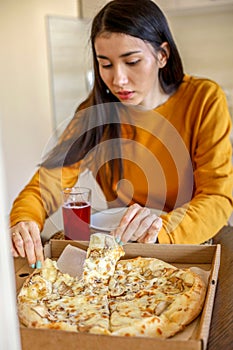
[10, 221, 44, 267]
[111, 203, 163, 244]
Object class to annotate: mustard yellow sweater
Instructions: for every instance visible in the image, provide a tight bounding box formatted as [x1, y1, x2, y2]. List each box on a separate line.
[10, 76, 233, 243]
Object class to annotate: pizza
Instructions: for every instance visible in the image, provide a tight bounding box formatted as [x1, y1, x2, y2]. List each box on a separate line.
[17, 233, 207, 338]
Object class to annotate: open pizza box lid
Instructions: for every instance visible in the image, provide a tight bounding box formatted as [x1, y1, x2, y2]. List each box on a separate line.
[14, 240, 221, 350]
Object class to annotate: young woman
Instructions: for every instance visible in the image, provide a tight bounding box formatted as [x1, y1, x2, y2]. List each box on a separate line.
[10, 0, 233, 267]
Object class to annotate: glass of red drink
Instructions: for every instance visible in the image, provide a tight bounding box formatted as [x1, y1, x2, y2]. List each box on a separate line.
[62, 187, 91, 241]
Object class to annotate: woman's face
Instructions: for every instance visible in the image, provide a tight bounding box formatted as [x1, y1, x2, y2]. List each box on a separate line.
[94, 32, 167, 109]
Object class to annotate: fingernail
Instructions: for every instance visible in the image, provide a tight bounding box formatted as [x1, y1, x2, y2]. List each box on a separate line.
[30, 264, 35, 268]
[36, 261, 42, 269]
[119, 240, 125, 246]
[115, 236, 121, 243]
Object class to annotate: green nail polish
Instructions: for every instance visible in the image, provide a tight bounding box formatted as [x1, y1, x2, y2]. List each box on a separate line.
[115, 237, 121, 243]
[119, 240, 125, 246]
[30, 264, 35, 268]
[36, 261, 42, 269]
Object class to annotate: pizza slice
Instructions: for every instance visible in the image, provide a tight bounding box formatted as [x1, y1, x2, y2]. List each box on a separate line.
[17, 258, 79, 302]
[17, 258, 110, 334]
[82, 232, 125, 293]
[108, 257, 207, 338]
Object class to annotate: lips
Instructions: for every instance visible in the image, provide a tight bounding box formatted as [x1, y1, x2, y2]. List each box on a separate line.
[117, 91, 134, 100]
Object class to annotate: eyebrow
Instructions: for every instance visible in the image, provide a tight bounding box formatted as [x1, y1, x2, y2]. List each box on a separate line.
[96, 50, 142, 59]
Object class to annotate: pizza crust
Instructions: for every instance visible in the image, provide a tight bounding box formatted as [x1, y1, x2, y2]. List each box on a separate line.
[18, 302, 45, 328]
[111, 316, 183, 338]
[162, 272, 206, 326]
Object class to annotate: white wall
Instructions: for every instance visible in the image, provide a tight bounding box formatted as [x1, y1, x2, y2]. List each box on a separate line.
[167, 10, 233, 92]
[0, 0, 77, 215]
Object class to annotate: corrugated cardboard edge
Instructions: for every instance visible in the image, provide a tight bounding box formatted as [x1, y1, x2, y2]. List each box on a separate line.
[20, 328, 202, 350]
[45, 239, 217, 263]
[196, 244, 221, 350]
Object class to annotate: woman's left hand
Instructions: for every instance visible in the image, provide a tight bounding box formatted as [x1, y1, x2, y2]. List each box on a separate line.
[111, 203, 163, 244]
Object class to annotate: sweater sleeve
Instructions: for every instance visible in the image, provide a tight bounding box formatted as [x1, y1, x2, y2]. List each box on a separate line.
[9, 164, 80, 231]
[158, 83, 233, 244]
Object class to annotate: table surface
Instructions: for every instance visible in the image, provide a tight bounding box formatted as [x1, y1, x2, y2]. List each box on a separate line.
[207, 225, 233, 350]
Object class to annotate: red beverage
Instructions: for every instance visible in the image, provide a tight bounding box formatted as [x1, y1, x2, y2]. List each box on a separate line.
[62, 201, 91, 240]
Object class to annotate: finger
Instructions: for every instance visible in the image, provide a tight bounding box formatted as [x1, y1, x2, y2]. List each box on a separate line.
[21, 234, 36, 265]
[111, 204, 142, 241]
[121, 207, 152, 243]
[10, 243, 19, 258]
[130, 213, 158, 242]
[11, 232, 26, 258]
[115, 207, 151, 243]
[138, 217, 163, 243]
[29, 223, 44, 264]
[25, 223, 44, 266]
[14, 222, 37, 265]
[10, 233, 18, 255]
[118, 204, 142, 226]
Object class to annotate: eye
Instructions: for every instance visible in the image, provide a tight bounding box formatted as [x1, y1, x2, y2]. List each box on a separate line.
[126, 59, 141, 66]
[97, 60, 112, 69]
[101, 63, 112, 69]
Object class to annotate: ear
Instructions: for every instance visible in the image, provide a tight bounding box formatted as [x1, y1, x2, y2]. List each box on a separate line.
[157, 42, 170, 68]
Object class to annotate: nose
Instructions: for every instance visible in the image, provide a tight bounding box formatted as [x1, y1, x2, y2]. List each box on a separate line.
[112, 65, 128, 88]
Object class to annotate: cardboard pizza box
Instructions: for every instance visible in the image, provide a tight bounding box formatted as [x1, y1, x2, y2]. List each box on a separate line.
[15, 240, 221, 350]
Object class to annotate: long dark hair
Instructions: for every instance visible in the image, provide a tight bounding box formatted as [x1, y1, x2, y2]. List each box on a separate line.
[42, 0, 184, 179]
